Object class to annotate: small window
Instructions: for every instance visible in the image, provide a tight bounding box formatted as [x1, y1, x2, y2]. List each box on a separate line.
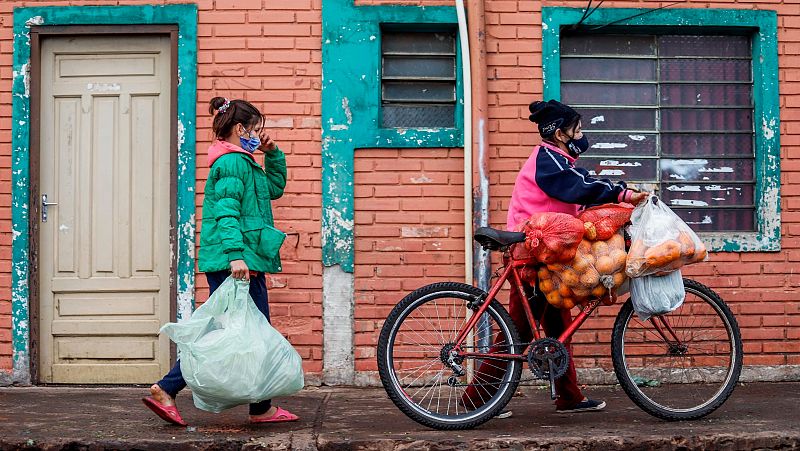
[381, 30, 457, 128]
[561, 34, 755, 232]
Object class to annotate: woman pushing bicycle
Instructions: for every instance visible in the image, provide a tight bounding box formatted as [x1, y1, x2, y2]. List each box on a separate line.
[500, 99, 648, 413]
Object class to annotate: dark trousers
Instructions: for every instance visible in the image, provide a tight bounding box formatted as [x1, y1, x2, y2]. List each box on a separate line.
[463, 258, 584, 410]
[157, 270, 273, 416]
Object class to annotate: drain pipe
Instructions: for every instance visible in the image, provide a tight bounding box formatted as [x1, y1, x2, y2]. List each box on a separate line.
[457, 0, 492, 351]
[466, 0, 491, 297]
[455, 0, 473, 287]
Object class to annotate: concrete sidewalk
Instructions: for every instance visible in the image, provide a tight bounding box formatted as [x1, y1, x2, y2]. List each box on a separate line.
[0, 382, 798, 450]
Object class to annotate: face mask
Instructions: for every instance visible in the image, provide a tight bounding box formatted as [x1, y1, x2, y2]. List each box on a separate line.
[239, 130, 261, 153]
[566, 135, 589, 156]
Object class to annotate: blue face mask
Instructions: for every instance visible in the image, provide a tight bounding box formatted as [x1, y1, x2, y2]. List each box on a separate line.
[239, 127, 261, 153]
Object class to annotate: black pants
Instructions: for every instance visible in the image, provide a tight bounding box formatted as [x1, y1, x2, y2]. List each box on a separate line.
[156, 270, 272, 415]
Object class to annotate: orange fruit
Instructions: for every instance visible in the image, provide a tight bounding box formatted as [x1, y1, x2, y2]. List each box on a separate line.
[562, 297, 576, 310]
[645, 240, 681, 267]
[546, 291, 563, 308]
[572, 287, 591, 301]
[690, 244, 708, 263]
[595, 255, 615, 275]
[558, 283, 575, 298]
[609, 249, 627, 272]
[560, 268, 580, 287]
[572, 255, 593, 273]
[579, 268, 600, 288]
[547, 263, 565, 272]
[591, 240, 610, 257]
[678, 232, 696, 257]
[612, 271, 627, 288]
[591, 284, 608, 299]
[607, 233, 625, 251]
[577, 239, 592, 255]
[539, 279, 554, 293]
[538, 267, 551, 281]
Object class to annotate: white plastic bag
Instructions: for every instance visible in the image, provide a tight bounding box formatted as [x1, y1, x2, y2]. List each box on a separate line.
[630, 270, 685, 321]
[161, 276, 304, 413]
[626, 196, 708, 278]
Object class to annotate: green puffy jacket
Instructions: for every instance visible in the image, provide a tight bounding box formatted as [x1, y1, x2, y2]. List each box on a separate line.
[198, 140, 287, 273]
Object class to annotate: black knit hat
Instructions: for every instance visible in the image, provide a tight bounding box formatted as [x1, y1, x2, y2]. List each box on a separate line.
[528, 100, 581, 137]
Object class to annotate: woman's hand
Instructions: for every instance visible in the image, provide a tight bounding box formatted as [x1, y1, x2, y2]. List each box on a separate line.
[230, 259, 250, 280]
[630, 191, 650, 205]
[258, 130, 278, 152]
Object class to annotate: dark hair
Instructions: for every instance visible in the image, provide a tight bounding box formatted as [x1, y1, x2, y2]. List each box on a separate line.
[208, 97, 264, 139]
[528, 100, 581, 139]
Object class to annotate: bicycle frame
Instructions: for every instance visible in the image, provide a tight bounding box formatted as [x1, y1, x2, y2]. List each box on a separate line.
[452, 249, 602, 360]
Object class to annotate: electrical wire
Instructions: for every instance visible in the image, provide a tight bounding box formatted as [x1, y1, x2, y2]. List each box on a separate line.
[586, 1, 684, 31]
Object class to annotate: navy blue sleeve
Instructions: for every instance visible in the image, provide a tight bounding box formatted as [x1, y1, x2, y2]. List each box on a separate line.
[534, 148, 627, 206]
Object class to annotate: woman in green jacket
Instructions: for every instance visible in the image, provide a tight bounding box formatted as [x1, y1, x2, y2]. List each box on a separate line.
[142, 97, 298, 426]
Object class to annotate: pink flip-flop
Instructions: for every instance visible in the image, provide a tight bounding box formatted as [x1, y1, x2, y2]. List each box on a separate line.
[142, 396, 188, 426]
[249, 406, 300, 424]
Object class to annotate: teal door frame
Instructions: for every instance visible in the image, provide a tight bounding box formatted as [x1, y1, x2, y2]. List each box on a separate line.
[9, 4, 198, 384]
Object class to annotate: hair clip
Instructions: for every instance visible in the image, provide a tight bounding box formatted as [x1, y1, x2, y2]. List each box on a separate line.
[217, 98, 231, 114]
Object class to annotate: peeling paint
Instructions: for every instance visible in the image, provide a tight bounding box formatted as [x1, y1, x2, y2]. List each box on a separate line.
[686, 216, 713, 225]
[762, 117, 776, 140]
[542, 6, 780, 253]
[593, 143, 627, 149]
[671, 199, 708, 207]
[667, 185, 701, 192]
[600, 159, 640, 167]
[10, 4, 199, 380]
[341, 97, 352, 125]
[25, 16, 44, 26]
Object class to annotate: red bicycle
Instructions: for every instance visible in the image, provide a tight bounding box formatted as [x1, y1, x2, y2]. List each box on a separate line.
[377, 226, 743, 430]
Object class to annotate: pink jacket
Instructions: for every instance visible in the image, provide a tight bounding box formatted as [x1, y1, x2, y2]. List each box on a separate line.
[506, 142, 580, 231]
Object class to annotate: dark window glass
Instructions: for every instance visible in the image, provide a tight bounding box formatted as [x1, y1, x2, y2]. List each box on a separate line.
[381, 30, 457, 128]
[561, 34, 755, 232]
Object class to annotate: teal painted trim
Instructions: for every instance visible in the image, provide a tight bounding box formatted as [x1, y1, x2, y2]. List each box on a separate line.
[10, 4, 198, 382]
[541, 7, 780, 252]
[322, 0, 461, 271]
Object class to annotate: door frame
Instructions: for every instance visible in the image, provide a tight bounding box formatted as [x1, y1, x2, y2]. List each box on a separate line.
[10, 5, 198, 385]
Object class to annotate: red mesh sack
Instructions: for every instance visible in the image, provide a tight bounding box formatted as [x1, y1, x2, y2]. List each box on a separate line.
[520, 213, 585, 265]
[578, 203, 635, 241]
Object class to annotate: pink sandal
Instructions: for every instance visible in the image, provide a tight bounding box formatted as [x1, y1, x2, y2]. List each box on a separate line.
[249, 406, 300, 424]
[142, 396, 188, 426]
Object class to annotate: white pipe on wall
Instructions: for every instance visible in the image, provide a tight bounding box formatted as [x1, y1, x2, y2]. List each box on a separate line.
[456, 0, 473, 285]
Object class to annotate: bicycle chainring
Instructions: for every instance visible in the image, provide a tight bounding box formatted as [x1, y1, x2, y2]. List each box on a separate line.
[527, 337, 570, 380]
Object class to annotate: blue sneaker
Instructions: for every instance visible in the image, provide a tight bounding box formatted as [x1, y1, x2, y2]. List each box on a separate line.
[556, 398, 606, 413]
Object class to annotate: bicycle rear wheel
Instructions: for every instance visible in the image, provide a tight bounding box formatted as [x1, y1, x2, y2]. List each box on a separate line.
[611, 278, 743, 420]
[377, 282, 523, 430]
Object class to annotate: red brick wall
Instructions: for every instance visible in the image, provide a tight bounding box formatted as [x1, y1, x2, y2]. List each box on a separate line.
[484, 0, 800, 369]
[1, 0, 799, 380]
[353, 148, 465, 372]
[0, 0, 325, 377]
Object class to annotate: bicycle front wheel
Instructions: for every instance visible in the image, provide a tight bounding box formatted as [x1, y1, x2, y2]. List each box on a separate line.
[377, 282, 523, 430]
[611, 278, 743, 420]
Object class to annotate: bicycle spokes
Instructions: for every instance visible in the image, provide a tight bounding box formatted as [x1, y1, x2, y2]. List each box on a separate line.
[620, 288, 736, 411]
[386, 293, 519, 418]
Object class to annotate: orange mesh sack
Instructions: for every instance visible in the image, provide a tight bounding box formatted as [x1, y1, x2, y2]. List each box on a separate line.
[520, 213, 585, 265]
[546, 232, 629, 307]
[578, 203, 635, 241]
[626, 196, 708, 278]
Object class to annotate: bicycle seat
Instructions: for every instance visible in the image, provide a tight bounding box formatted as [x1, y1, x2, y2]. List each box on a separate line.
[474, 227, 526, 250]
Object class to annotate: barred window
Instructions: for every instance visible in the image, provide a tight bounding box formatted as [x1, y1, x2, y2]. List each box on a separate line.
[381, 30, 457, 128]
[561, 34, 755, 232]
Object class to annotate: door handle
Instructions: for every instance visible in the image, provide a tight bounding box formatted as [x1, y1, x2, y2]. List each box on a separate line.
[42, 194, 58, 223]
